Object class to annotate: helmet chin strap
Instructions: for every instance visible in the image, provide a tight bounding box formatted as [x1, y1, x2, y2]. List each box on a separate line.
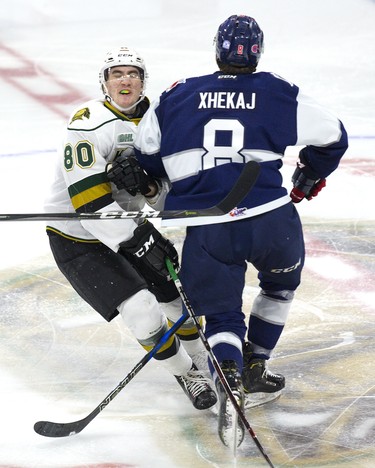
[102, 83, 145, 114]
[108, 94, 145, 114]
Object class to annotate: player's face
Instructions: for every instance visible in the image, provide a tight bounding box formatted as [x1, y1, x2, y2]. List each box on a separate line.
[106, 66, 143, 112]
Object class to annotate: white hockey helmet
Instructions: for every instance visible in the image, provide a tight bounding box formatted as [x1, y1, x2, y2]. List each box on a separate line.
[99, 47, 148, 99]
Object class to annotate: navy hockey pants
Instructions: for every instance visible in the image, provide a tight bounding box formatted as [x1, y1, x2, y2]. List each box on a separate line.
[179, 202, 305, 342]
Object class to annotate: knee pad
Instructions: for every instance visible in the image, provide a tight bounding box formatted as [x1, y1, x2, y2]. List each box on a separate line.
[162, 297, 202, 336]
[251, 289, 294, 326]
[160, 297, 182, 321]
[118, 289, 167, 345]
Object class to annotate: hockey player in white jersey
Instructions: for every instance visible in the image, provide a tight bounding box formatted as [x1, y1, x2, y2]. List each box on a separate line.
[44, 47, 217, 411]
[107, 17, 348, 447]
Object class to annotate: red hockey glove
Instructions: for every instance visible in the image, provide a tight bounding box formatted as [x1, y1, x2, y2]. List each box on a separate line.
[290, 165, 326, 203]
[305, 178, 326, 200]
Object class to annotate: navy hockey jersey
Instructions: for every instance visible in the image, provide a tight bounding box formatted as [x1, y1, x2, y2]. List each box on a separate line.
[134, 71, 348, 226]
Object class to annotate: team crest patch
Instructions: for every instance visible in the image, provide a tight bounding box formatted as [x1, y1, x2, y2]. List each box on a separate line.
[229, 207, 247, 217]
[70, 107, 90, 123]
[117, 133, 134, 143]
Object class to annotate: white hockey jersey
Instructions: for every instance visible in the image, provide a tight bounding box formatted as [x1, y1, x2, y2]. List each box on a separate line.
[44, 98, 150, 251]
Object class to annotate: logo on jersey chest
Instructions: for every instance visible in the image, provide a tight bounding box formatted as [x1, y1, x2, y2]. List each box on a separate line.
[198, 92, 256, 110]
[70, 107, 90, 123]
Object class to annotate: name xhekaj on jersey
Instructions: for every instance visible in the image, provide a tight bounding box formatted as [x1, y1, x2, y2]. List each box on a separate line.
[198, 91, 256, 110]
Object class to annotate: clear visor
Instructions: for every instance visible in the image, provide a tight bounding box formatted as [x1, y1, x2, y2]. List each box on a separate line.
[105, 67, 143, 82]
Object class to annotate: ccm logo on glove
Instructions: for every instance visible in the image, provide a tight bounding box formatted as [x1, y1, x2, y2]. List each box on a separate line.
[134, 234, 155, 257]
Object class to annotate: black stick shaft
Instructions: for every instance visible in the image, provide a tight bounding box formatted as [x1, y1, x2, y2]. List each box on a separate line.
[166, 259, 275, 468]
[1, 161, 260, 222]
[34, 313, 188, 437]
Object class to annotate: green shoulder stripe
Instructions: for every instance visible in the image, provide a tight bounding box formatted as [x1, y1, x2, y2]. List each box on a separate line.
[68, 172, 112, 211]
[67, 117, 118, 132]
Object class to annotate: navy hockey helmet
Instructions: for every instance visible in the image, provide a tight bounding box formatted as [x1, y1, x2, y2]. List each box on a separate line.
[215, 15, 264, 68]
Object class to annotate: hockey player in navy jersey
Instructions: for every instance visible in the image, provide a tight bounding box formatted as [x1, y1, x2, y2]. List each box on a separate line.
[107, 16, 348, 446]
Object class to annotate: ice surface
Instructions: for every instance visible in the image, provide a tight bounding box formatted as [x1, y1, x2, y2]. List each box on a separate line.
[0, 1, 374, 467]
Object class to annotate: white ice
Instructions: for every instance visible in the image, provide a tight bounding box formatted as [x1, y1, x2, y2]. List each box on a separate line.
[0, 1, 374, 467]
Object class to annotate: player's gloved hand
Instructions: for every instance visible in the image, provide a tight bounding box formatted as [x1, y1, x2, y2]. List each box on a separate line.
[106, 154, 155, 196]
[290, 150, 326, 203]
[305, 178, 326, 200]
[119, 220, 179, 282]
[290, 168, 326, 203]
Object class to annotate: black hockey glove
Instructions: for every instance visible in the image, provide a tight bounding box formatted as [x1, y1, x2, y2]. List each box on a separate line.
[119, 221, 179, 284]
[106, 154, 155, 196]
[290, 150, 326, 203]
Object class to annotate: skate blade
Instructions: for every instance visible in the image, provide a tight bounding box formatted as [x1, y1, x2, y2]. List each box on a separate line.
[219, 397, 244, 449]
[244, 390, 282, 409]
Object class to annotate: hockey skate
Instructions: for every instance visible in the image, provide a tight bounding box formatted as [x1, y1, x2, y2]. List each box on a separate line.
[215, 360, 245, 448]
[242, 341, 285, 409]
[190, 349, 211, 377]
[175, 364, 217, 410]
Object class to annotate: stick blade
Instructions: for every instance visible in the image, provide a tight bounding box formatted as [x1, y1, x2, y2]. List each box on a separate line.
[34, 420, 80, 438]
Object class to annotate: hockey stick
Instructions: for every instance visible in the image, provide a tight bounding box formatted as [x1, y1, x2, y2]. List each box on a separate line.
[0, 161, 260, 222]
[34, 312, 189, 438]
[166, 259, 275, 468]
[33, 162, 260, 438]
